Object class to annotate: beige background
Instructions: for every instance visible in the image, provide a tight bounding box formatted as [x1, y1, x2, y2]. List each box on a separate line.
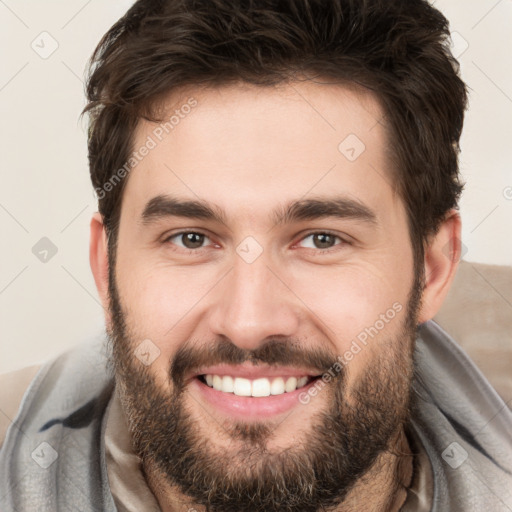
[1, 0, 511, 373]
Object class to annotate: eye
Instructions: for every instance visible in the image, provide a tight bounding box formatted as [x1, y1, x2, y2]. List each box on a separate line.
[297, 232, 344, 250]
[166, 231, 213, 249]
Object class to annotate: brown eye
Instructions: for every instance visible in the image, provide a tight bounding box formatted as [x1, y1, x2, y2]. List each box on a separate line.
[182, 233, 205, 248]
[167, 232, 210, 249]
[298, 232, 343, 250]
[312, 233, 336, 249]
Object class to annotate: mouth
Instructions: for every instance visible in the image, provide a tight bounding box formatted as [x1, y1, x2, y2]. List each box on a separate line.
[190, 367, 324, 420]
[197, 374, 317, 396]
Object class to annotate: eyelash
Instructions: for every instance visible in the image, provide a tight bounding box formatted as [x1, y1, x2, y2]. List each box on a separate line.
[163, 230, 349, 254]
[295, 230, 348, 253]
[164, 231, 216, 252]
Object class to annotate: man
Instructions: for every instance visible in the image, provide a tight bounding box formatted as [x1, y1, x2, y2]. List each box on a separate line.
[1, 0, 511, 510]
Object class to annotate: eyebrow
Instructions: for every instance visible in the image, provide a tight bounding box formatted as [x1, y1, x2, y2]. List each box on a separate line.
[271, 197, 377, 226]
[141, 194, 377, 227]
[141, 195, 226, 225]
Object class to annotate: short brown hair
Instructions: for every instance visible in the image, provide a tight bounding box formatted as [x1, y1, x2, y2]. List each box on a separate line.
[84, 0, 467, 269]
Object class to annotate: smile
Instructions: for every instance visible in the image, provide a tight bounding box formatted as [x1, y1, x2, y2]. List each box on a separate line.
[199, 374, 314, 397]
[192, 368, 324, 420]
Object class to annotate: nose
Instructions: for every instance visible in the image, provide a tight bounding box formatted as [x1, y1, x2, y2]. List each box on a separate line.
[207, 254, 300, 351]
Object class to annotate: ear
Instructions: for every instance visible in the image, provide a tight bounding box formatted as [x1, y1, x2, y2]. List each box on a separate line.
[417, 209, 462, 323]
[90, 212, 111, 326]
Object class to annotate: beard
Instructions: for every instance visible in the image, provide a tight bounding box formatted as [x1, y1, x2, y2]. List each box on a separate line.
[107, 271, 422, 512]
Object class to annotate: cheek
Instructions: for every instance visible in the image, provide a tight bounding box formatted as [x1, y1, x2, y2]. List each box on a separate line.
[286, 262, 412, 351]
[118, 260, 205, 319]
[115, 261, 218, 360]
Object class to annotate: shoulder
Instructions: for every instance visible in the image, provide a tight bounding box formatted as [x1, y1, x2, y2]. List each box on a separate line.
[415, 320, 512, 465]
[0, 336, 112, 450]
[413, 321, 512, 508]
[0, 339, 116, 511]
[0, 364, 41, 448]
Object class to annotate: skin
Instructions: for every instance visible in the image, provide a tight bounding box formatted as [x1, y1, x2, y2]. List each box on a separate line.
[90, 81, 461, 511]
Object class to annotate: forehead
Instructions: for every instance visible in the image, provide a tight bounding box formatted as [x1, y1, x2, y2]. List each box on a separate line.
[122, 81, 397, 224]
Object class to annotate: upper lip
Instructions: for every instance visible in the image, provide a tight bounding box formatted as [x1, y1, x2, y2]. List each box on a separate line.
[189, 363, 322, 381]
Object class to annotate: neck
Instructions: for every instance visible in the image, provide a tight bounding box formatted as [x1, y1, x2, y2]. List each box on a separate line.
[338, 426, 414, 512]
[144, 426, 413, 512]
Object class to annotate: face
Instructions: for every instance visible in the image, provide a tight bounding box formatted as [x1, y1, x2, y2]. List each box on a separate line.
[107, 81, 421, 512]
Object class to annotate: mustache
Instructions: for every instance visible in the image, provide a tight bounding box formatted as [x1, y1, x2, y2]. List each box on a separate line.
[170, 336, 340, 389]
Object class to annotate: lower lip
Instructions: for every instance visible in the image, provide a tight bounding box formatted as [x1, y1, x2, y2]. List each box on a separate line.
[191, 377, 320, 420]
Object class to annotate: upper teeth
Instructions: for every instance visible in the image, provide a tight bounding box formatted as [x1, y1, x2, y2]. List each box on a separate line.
[204, 375, 310, 397]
